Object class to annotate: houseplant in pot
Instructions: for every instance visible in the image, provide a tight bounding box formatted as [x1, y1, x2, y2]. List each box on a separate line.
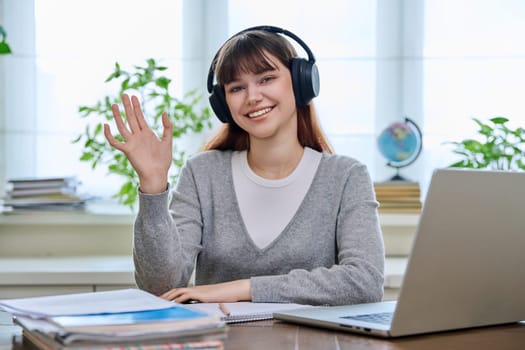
[73, 58, 213, 208]
[446, 116, 525, 171]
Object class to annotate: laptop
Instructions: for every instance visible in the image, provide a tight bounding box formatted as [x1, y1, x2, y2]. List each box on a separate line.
[274, 168, 525, 337]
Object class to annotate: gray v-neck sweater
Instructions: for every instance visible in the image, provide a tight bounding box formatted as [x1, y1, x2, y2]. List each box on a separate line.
[134, 150, 385, 306]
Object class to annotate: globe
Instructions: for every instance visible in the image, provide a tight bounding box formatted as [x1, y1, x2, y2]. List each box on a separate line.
[377, 117, 422, 180]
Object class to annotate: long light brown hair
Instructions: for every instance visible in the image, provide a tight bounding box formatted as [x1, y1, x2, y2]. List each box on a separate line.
[203, 29, 333, 154]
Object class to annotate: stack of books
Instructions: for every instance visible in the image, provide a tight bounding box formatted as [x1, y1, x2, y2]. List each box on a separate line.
[2, 176, 91, 211]
[0, 289, 226, 350]
[374, 180, 422, 214]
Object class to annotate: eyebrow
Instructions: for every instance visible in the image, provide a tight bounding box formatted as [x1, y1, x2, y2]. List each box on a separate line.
[227, 66, 280, 84]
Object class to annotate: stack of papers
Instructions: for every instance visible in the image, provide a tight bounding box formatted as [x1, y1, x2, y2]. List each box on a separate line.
[2, 176, 93, 211]
[0, 289, 226, 350]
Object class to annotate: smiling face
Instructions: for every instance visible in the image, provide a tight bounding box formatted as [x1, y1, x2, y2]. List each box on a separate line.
[205, 29, 332, 154]
[223, 52, 298, 142]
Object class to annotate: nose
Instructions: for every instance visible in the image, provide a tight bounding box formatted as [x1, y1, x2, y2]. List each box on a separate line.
[246, 84, 263, 105]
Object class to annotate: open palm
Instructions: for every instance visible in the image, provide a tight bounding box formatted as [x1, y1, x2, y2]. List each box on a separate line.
[104, 94, 173, 194]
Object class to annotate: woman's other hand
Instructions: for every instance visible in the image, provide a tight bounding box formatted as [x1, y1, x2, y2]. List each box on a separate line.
[104, 94, 173, 194]
[160, 279, 251, 303]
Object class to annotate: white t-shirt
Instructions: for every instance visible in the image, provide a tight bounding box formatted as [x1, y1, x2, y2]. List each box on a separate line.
[231, 147, 322, 249]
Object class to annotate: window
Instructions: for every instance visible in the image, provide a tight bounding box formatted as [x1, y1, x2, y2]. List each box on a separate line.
[2, 0, 183, 196]
[423, 0, 525, 180]
[2, 0, 524, 199]
[226, 0, 525, 195]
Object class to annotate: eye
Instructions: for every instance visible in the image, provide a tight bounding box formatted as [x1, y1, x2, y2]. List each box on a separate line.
[227, 85, 243, 93]
[260, 76, 275, 84]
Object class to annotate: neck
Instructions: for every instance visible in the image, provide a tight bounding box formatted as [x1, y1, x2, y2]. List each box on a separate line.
[247, 139, 304, 179]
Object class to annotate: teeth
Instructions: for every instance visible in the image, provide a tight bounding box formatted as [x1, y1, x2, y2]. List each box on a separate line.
[248, 107, 272, 118]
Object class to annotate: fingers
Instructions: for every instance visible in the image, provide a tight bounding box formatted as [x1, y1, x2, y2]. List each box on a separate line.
[121, 94, 141, 133]
[114, 94, 164, 136]
[106, 94, 171, 156]
[161, 288, 198, 304]
[161, 112, 173, 145]
[103, 124, 125, 150]
[109, 94, 152, 142]
[132, 95, 148, 131]
[111, 103, 132, 140]
[160, 289, 174, 300]
[161, 288, 183, 301]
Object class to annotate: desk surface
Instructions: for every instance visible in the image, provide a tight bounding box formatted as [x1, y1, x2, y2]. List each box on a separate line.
[2, 310, 524, 350]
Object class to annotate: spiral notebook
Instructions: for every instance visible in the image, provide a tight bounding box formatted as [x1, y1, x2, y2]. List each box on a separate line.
[187, 302, 311, 324]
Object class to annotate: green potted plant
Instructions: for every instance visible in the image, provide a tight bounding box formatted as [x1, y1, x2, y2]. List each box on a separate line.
[73, 58, 213, 208]
[446, 117, 525, 171]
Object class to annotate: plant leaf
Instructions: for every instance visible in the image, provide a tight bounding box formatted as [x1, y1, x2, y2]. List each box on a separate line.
[490, 116, 509, 124]
[75, 59, 213, 209]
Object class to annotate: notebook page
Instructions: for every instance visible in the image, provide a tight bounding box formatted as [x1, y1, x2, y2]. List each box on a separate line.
[187, 302, 312, 323]
[0, 289, 174, 318]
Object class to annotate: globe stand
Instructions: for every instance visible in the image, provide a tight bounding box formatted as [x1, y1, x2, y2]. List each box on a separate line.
[388, 167, 411, 182]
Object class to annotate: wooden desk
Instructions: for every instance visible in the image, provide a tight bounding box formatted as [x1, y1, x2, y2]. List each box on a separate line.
[1, 310, 524, 350]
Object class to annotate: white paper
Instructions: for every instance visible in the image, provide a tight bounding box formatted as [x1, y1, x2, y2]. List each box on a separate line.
[187, 302, 312, 322]
[14, 316, 62, 333]
[0, 289, 174, 318]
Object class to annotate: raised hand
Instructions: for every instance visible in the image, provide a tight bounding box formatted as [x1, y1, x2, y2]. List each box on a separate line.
[104, 94, 173, 194]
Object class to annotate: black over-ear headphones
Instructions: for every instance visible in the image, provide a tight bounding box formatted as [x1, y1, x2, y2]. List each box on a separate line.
[207, 25, 320, 123]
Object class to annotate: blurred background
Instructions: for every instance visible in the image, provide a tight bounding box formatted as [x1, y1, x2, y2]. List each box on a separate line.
[1, 0, 524, 202]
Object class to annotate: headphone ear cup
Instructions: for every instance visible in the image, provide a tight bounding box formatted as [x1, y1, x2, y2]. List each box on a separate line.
[209, 84, 232, 123]
[290, 58, 320, 106]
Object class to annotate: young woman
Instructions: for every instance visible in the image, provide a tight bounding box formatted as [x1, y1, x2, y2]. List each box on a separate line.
[104, 26, 384, 306]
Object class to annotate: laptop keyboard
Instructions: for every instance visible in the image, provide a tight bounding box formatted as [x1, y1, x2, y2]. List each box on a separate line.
[341, 312, 393, 325]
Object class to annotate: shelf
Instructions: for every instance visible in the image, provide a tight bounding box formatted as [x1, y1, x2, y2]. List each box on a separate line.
[378, 213, 420, 226]
[0, 255, 136, 298]
[0, 201, 135, 226]
[0, 203, 419, 257]
[0, 255, 134, 285]
[1, 205, 418, 227]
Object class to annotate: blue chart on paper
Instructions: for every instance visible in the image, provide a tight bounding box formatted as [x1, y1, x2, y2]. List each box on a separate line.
[49, 306, 209, 327]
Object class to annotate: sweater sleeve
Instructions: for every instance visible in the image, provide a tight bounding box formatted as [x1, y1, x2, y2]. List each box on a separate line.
[250, 162, 385, 306]
[133, 163, 203, 296]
